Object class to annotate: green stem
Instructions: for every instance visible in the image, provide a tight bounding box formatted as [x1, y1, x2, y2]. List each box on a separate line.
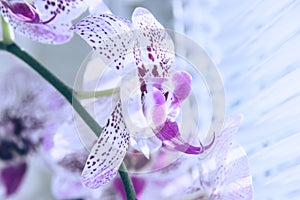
[119, 163, 137, 200]
[1, 16, 14, 44]
[75, 88, 119, 99]
[0, 42, 137, 199]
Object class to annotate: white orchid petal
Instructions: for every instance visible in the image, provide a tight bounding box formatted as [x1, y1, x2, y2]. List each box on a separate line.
[82, 101, 129, 188]
[72, 13, 134, 72]
[132, 7, 175, 82]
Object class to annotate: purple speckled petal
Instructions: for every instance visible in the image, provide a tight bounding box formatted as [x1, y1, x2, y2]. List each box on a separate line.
[208, 115, 243, 162]
[35, 0, 87, 22]
[0, 0, 89, 44]
[155, 120, 214, 154]
[0, 5, 71, 43]
[197, 117, 241, 189]
[1, 162, 27, 196]
[196, 116, 253, 199]
[72, 13, 133, 71]
[132, 7, 175, 90]
[114, 176, 146, 200]
[221, 145, 253, 199]
[82, 101, 129, 189]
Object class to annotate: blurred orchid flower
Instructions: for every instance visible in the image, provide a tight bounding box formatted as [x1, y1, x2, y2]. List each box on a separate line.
[183, 116, 253, 200]
[0, 0, 108, 44]
[47, 116, 104, 200]
[72, 7, 215, 188]
[0, 65, 69, 197]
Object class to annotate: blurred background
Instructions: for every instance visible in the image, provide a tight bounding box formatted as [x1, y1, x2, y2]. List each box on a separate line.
[1, 0, 300, 199]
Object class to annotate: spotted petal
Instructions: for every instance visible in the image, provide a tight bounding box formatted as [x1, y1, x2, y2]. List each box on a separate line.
[197, 115, 253, 199]
[207, 115, 243, 161]
[72, 13, 134, 72]
[34, 0, 87, 22]
[198, 116, 243, 186]
[132, 7, 175, 88]
[0, 0, 89, 44]
[82, 101, 129, 188]
[221, 145, 253, 199]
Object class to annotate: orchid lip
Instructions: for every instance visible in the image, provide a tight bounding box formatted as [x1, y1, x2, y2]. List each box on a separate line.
[2, 1, 56, 24]
[183, 132, 216, 154]
[165, 133, 216, 155]
[154, 120, 216, 155]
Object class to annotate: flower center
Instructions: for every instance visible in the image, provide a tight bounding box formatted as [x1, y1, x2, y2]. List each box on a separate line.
[0, 139, 31, 161]
[121, 75, 170, 138]
[0, 110, 43, 161]
[125, 88, 155, 138]
[2, 1, 40, 22]
[2, 0, 56, 24]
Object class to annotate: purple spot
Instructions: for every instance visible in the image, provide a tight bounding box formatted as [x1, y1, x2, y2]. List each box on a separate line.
[152, 65, 159, 77]
[148, 53, 155, 62]
[1, 162, 27, 196]
[164, 91, 169, 100]
[138, 65, 147, 77]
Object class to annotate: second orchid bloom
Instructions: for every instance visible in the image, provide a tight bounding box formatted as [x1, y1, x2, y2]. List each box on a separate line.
[72, 7, 215, 188]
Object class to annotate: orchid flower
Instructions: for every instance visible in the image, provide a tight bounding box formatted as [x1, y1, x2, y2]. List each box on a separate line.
[47, 116, 104, 200]
[0, 0, 107, 44]
[0, 65, 68, 197]
[72, 7, 215, 188]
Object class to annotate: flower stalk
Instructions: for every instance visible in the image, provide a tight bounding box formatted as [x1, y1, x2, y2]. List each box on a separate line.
[75, 88, 120, 100]
[119, 163, 137, 200]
